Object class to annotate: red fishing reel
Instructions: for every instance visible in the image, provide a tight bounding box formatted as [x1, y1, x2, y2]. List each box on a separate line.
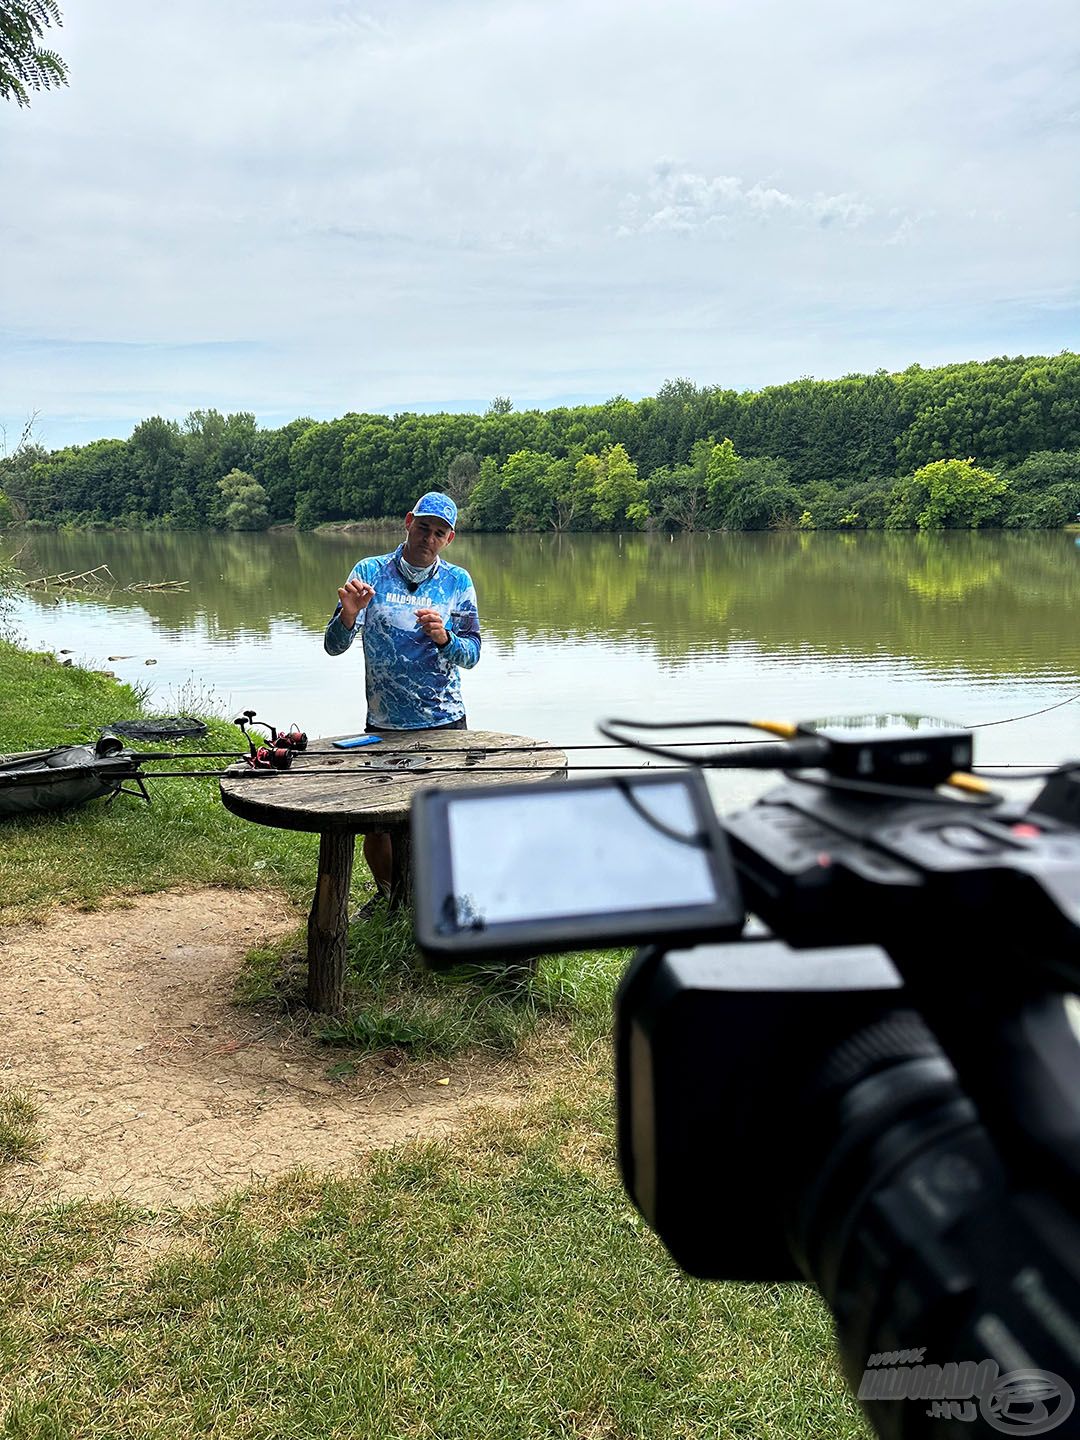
[249, 744, 294, 771]
[233, 710, 306, 768]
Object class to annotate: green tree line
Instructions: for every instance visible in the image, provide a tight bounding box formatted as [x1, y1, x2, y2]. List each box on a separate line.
[3, 352, 1080, 534]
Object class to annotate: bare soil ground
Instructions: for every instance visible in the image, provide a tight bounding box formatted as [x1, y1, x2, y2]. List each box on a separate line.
[0, 890, 537, 1208]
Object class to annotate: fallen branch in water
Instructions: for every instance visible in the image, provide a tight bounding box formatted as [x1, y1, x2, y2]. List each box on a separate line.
[22, 565, 188, 595]
[24, 564, 116, 592]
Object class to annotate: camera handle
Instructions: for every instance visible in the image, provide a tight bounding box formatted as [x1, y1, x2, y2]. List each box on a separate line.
[723, 776, 1080, 1191]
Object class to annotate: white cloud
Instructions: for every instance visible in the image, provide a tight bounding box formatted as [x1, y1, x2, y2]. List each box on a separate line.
[618, 166, 870, 235]
[1, 0, 1078, 447]
[808, 194, 873, 228]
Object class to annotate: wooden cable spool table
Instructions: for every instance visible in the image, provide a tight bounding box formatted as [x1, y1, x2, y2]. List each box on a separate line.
[220, 730, 567, 1013]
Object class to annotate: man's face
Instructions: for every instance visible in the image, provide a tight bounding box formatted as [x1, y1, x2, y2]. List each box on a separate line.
[403, 512, 454, 566]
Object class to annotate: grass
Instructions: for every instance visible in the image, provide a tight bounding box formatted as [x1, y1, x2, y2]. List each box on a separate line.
[0, 1072, 867, 1440]
[0, 636, 871, 1438]
[0, 1090, 40, 1165]
[0, 639, 320, 923]
[240, 903, 627, 1056]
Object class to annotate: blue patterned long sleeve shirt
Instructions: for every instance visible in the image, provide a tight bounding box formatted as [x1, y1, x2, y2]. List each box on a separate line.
[323, 545, 481, 730]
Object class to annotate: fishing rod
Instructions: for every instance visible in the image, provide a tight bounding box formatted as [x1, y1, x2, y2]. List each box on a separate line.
[115, 737, 778, 762]
[131, 759, 1059, 785]
[138, 762, 692, 780]
[68, 696, 1080, 775]
[123, 699, 1080, 762]
[77, 706, 1062, 784]
[114, 725, 1080, 760]
[965, 690, 1080, 729]
[114, 751, 246, 761]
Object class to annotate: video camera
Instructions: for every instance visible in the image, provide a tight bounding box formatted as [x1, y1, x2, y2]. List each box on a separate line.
[410, 719, 1080, 1438]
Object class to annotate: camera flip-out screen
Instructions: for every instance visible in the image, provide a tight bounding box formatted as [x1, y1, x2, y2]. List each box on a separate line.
[411, 770, 744, 963]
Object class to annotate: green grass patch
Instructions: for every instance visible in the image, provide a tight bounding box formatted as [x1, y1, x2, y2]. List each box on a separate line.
[239, 903, 627, 1057]
[0, 1071, 868, 1439]
[0, 1089, 41, 1165]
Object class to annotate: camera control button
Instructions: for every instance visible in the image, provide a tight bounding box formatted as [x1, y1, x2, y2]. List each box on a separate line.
[937, 824, 1001, 853]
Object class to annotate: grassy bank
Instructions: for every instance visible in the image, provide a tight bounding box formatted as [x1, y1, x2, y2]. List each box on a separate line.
[0, 639, 319, 924]
[0, 1070, 864, 1440]
[0, 638, 868, 1438]
[0, 640, 618, 1056]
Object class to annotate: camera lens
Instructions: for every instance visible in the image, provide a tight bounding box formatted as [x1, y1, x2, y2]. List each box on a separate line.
[787, 1014, 1021, 1437]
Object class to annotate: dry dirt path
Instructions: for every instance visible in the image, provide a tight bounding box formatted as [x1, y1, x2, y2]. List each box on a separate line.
[0, 890, 535, 1208]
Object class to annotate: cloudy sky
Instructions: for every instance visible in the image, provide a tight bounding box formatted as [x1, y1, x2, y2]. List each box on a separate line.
[2, 0, 1078, 450]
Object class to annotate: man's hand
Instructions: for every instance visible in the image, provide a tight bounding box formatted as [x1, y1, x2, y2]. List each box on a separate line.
[337, 579, 375, 628]
[415, 607, 449, 647]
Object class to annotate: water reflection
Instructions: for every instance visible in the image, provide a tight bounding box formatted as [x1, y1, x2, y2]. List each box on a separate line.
[6, 529, 1080, 768]
[8, 529, 1080, 671]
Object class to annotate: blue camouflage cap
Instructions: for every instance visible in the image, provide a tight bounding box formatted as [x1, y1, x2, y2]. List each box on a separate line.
[411, 491, 457, 528]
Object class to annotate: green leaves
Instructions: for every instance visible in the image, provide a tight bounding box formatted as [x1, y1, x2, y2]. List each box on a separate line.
[888, 457, 1008, 531]
[0, 0, 68, 107]
[577, 444, 644, 529]
[218, 469, 271, 532]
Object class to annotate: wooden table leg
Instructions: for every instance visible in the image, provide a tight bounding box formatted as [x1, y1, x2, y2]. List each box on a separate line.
[389, 823, 412, 911]
[307, 830, 355, 1013]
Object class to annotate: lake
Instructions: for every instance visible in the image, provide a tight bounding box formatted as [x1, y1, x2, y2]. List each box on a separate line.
[4, 528, 1080, 806]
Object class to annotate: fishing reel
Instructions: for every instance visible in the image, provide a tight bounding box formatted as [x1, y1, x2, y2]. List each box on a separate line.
[277, 725, 308, 752]
[232, 710, 307, 771]
[248, 744, 294, 771]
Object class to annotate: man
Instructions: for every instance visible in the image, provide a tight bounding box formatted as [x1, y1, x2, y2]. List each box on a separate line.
[323, 491, 481, 901]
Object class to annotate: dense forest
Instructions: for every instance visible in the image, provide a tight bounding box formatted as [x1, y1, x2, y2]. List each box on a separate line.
[2, 352, 1080, 534]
